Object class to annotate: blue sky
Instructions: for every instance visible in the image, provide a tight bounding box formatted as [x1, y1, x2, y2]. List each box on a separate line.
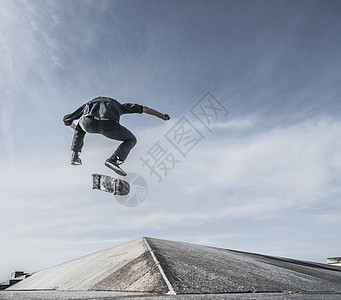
[1, 0, 341, 281]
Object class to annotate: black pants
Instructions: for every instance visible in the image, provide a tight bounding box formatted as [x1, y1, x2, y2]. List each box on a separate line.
[71, 116, 137, 161]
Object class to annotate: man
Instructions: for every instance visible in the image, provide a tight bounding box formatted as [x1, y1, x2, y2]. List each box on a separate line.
[63, 96, 170, 176]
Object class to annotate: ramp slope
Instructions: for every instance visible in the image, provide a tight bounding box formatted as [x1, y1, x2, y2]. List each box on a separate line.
[7, 237, 341, 294]
[7, 238, 168, 293]
[146, 237, 341, 294]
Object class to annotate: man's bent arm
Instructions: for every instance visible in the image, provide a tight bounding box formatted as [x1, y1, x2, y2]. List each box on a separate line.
[143, 106, 170, 120]
[63, 104, 86, 126]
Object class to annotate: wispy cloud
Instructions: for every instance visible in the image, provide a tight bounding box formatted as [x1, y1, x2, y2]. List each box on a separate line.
[1, 115, 339, 235]
[0, 99, 15, 160]
[131, 116, 341, 222]
[0, 0, 64, 159]
[210, 116, 259, 131]
[0, 1, 19, 160]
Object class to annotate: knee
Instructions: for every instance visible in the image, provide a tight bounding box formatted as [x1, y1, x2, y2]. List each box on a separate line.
[130, 135, 137, 147]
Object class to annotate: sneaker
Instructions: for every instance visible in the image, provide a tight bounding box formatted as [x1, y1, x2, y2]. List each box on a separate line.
[105, 156, 127, 176]
[71, 152, 82, 165]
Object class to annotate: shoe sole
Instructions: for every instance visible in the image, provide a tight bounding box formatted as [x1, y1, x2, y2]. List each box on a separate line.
[71, 161, 82, 165]
[105, 161, 127, 176]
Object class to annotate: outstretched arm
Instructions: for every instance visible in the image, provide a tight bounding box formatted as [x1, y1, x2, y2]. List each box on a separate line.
[143, 106, 170, 120]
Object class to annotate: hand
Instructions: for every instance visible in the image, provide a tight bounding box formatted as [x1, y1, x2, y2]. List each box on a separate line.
[162, 113, 170, 121]
[70, 122, 76, 130]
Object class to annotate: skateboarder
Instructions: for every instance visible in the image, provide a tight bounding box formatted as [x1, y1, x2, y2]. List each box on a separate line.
[63, 96, 170, 176]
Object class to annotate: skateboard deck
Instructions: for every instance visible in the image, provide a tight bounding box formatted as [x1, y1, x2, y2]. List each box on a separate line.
[92, 173, 130, 196]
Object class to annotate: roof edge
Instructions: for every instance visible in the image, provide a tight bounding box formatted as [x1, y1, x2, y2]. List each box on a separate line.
[142, 237, 176, 295]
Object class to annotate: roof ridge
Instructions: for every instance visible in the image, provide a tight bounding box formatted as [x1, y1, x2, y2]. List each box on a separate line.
[142, 237, 176, 295]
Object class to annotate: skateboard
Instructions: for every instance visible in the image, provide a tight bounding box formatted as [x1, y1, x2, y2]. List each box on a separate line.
[92, 174, 130, 196]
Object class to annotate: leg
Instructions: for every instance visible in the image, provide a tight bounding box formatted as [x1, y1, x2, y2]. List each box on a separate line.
[100, 122, 137, 176]
[69, 123, 86, 165]
[70, 117, 99, 165]
[72, 116, 101, 152]
[71, 123, 86, 153]
[101, 122, 137, 162]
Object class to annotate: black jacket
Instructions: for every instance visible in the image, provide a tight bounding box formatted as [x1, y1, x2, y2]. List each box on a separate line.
[63, 97, 143, 126]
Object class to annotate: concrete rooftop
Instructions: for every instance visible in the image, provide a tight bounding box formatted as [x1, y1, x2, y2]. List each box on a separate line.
[6, 237, 341, 295]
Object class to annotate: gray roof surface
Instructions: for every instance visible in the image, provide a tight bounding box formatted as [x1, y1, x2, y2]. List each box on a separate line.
[6, 237, 341, 295]
[145, 237, 341, 294]
[1, 291, 341, 300]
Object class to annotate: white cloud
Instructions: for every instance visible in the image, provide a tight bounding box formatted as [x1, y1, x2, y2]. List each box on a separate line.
[1, 117, 339, 236]
[186, 118, 340, 201]
[314, 213, 341, 225]
[128, 116, 341, 224]
[211, 116, 259, 130]
[0, 0, 66, 160]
